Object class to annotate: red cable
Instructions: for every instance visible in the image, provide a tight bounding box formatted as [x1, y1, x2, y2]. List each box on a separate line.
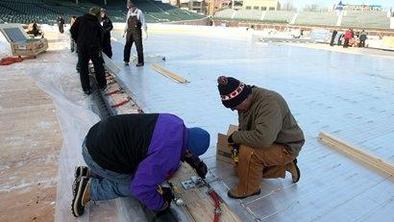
[111, 98, 130, 108]
[105, 89, 122, 96]
[208, 190, 221, 222]
[0, 56, 23, 65]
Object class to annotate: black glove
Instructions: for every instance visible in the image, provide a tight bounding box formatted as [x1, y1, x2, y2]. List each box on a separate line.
[195, 161, 208, 179]
[159, 187, 174, 211]
[184, 152, 208, 179]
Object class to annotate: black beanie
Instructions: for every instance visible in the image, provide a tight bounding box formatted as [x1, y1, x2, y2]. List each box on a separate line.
[217, 76, 251, 108]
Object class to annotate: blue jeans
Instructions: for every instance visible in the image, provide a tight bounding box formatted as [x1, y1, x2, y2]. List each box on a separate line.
[82, 142, 132, 201]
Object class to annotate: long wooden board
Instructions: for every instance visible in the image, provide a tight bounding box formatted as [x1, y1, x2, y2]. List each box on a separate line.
[151, 64, 189, 84]
[319, 131, 394, 176]
[168, 163, 241, 222]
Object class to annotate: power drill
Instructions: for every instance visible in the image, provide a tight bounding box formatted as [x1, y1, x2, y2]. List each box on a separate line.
[229, 143, 240, 164]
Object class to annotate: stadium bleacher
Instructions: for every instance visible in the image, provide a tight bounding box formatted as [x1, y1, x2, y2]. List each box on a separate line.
[295, 11, 337, 26]
[214, 8, 391, 29]
[341, 11, 390, 29]
[214, 9, 294, 23]
[0, 0, 204, 25]
[233, 9, 262, 21]
[0, 0, 390, 30]
[263, 10, 295, 23]
[214, 9, 236, 19]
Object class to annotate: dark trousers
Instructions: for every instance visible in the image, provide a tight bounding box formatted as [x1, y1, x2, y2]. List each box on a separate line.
[343, 39, 349, 48]
[102, 34, 112, 58]
[330, 32, 337, 46]
[123, 30, 144, 64]
[78, 46, 107, 91]
[71, 40, 76, 53]
[359, 39, 366, 47]
[58, 24, 64, 33]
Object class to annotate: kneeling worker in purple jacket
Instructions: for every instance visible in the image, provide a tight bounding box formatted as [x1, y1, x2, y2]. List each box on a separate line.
[71, 113, 210, 217]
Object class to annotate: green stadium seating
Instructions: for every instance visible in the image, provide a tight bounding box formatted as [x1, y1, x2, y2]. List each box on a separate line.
[0, 0, 204, 25]
[341, 11, 390, 29]
[295, 11, 337, 26]
[263, 11, 294, 23]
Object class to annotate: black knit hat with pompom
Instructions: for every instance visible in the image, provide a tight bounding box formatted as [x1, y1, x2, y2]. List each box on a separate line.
[217, 76, 251, 108]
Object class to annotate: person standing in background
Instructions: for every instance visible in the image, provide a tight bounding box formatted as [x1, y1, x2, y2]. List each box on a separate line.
[330, 30, 337, 46]
[343, 29, 352, 48]
[123, 1, 147, 67]
[70, 7, 107, 95]
[57, 16, 65, 33]
[70, 16, 77, 53]
[359, 30, 367, 48]
[101, 9, 113, 58]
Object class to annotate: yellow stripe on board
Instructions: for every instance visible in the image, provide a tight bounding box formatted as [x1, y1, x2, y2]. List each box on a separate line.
[319, 131, 394, 176]
[151, 64, 189, 84]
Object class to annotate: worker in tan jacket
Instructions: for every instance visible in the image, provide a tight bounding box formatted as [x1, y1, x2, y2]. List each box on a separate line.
[217, 76, 305, 199]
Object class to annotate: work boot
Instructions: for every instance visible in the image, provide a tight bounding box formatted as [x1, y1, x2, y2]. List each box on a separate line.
[74, 166, 90, 180]
[98, 84, 107, 91]
[72, 166, 90, 195]
[71, 176, 91, 217]
[286, 159, 300, 183]
[83, 89, 91, 95]
[76, 63, 80, 73]
[227, 187, 261, 199]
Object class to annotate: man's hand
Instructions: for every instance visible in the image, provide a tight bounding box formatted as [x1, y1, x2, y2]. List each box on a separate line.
[195, 161, 208, 179]
[142, 29, 148, 40]
[122, 32, 126, 38]
[184, 151, 208, 179]
[157, 186, 174, 211]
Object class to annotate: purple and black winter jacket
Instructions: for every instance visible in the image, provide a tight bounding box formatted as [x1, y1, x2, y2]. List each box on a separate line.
[86, 113, 187, 211]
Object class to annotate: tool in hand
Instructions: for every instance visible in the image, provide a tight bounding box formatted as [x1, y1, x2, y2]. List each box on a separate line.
[229, 143, 240, 164]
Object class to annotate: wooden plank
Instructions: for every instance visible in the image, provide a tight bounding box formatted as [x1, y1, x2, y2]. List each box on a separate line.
[319, 131, 394, 176]
[168, 163, 241, 222]
[151, 64, 189, 84]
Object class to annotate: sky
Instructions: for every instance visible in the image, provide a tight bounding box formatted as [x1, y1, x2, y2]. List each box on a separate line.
[283, 0, 394, 9]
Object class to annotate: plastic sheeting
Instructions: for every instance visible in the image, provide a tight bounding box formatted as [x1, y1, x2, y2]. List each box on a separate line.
[0, 42, 150, 221]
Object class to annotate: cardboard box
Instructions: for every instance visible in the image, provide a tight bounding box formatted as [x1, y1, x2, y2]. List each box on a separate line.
[216, 125, 238, 164]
